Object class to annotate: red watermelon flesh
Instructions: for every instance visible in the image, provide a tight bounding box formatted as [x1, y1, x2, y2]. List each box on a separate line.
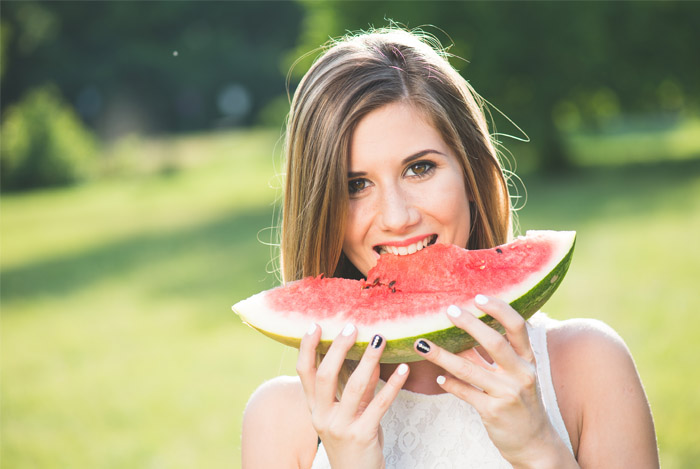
[233, 230, 575, 363]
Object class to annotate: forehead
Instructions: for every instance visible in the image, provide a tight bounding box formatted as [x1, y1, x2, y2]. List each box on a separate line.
[349, 102, 450, 167]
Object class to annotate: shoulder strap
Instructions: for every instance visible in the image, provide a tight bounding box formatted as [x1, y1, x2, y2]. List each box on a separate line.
[528, 316, 574, 454]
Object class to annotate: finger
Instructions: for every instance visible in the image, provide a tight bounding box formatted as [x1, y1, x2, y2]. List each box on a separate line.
[436, 373, 489, 409]
[446, 303, 523, 371]
[414, 337, 504, 394]
[358, 362, 410, 426]
[472, 295, 534, 363]
[314, 323, 358, 411]
[296, 322, 321, 408]
[458, 347, 498, 371]
[336, 334, 385, 421]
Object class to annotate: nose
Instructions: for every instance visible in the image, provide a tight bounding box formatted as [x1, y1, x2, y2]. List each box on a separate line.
[377, 184, 419, 233]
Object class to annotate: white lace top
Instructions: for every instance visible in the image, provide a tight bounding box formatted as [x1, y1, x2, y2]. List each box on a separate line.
[311, 313, 573, 468]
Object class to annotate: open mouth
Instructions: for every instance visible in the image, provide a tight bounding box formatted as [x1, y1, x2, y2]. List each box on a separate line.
[374, 234, 438, 256]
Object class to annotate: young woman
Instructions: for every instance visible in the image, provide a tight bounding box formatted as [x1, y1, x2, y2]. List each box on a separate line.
[242, 28, 659, 468]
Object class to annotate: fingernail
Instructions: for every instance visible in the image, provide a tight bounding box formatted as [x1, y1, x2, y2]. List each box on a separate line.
[370, 334, 383, 349]
[416, 339, 431, 354]
[475, 294, 489, 305]
[341, 323, 355, 336]
[307, 323, 317, 335]
[447, 305, 462, 318]
[397, 363, 409, 375]
[436, 375, 446, 385]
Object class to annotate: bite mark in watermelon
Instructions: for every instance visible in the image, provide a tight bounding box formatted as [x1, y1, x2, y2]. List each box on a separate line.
[232, 230, 576, 363]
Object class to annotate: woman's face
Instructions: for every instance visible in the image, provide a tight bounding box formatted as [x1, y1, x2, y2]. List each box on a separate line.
[342, 101, 471, 276]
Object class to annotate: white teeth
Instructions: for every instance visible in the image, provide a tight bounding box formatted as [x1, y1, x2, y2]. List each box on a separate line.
[378, 236, 434, 257]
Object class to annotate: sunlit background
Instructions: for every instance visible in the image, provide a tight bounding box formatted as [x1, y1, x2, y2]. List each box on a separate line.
[1, 2, 699, 468]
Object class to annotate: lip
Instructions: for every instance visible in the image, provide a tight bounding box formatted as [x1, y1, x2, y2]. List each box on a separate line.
[374, 234, 437, 249]
[373, 234, 438, 257]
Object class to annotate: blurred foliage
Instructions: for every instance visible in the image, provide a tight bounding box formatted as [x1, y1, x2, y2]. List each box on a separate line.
[1, 85, 98, 191]
[2, 1, 698, 183]
[291, 1, 700, 171]
[1, 1, 303, 138]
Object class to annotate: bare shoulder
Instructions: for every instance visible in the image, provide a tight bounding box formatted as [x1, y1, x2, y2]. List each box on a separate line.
[244, 374, 309, 415]
[543, 318, 659, 468]
[545, 318, 648, 397]
[546, 317, 632, 363]
[242, 375, 317, 469]
[545, 317, 643, 414]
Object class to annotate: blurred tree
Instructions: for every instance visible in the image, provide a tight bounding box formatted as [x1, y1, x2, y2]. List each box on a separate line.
[3, 1, 697, 172]
[1, 1, 303, 138]
[1, 84, 99, 191]
[290, 1, 700, 171]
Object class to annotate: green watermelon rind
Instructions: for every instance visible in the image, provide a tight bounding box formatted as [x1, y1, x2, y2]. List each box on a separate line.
[240, 235, 575, 364]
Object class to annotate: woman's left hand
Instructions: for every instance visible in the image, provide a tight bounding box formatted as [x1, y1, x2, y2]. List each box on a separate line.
[414, 295, 577, 468]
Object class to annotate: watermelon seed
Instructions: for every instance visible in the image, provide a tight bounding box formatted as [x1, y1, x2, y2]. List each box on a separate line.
[388, 280, 396, 287]
[496, 248, 503, 254]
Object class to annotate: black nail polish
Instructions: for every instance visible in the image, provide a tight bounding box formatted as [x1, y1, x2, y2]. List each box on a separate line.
[416, 339, 431, 354]
[371, 334, 383, 349]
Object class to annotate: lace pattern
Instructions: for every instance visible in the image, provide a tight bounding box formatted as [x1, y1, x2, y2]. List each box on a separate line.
[311, 312, 572, 468]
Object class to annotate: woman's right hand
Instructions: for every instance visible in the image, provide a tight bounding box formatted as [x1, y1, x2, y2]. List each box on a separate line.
[297, 323, 410, 469]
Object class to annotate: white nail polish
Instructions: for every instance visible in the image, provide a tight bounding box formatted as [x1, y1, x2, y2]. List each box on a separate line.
[341, 323, 355, 336]
[436, 375, 446, 385]
[447, 305, 462, 318]
[397, 363, 409, 376]
[307, 323, 317, 335]
[475, 294, 489, 305]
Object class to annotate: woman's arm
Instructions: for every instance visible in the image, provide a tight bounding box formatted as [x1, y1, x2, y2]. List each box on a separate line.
[549, 319, 659, 468]
[241, 376, 318, 469]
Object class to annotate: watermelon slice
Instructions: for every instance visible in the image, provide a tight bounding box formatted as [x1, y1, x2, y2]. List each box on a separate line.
[232, 230, 575, 363]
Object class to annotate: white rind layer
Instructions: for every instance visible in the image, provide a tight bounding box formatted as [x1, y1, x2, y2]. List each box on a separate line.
[232, 230, 576, 343]
[235, 290, 459, 342]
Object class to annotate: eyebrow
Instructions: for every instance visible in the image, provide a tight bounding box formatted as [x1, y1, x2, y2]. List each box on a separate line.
[347, 149, 447, 178]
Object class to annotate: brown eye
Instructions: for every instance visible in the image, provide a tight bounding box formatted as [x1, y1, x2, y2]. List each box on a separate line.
[406, 161, 435, 177]
[348, 178, 368, 194]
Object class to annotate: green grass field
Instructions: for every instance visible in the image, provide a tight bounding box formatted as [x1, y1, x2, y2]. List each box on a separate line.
[2, 127, 699, 468]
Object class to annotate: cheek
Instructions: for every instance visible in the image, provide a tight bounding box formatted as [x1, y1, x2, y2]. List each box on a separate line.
[342, 202, 377, 275]
[428, 175, 469, 214]
[343, 201, 369, 248]
[431, 193, 469, 224]
[426, 177, 471, 240]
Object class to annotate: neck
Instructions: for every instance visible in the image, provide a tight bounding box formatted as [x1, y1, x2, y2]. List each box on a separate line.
[379, 346, 493, 395]
[380, 360, 446, 395]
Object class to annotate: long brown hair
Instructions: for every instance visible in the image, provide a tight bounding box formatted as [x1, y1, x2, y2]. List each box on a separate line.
[281, 28, 512, 284]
